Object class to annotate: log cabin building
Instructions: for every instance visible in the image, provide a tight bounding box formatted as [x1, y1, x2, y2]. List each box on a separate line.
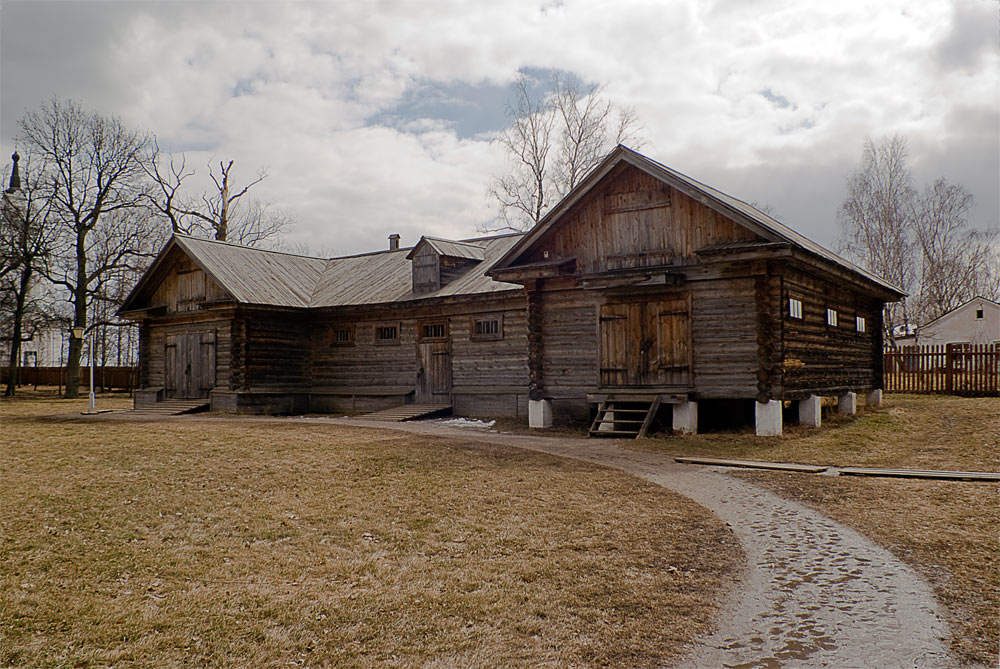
[119, 146, 904, 436]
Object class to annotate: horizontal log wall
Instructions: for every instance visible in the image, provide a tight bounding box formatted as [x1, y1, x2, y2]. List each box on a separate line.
[310, 295, 528, 417]
[142, 315, 233, 392]
[690, 277, 759, 398]
[243, 309, 310, 391]
[779, 266, 882, 398]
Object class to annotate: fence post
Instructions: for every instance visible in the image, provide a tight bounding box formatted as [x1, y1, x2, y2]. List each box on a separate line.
[945, 344, 954, 394]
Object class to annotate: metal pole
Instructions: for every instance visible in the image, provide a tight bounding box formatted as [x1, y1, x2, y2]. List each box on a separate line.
[89, 330, 96, 412]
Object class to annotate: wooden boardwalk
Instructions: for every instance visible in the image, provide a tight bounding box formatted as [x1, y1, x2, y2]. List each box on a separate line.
[361, 404, 452, 422]
[675, 456, 999, 482]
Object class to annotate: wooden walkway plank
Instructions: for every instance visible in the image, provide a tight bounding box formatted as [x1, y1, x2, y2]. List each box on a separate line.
[362, 404, 452, 422]
[674, 456, 829, 473]
[837, 467, 1000, 482]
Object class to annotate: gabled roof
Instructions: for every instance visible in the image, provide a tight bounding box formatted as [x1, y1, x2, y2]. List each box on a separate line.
[490, 145, 905, 297]
[404, 236, 486, 261]
[917, 296, 1000, 329]
[120, 232, 523, 315]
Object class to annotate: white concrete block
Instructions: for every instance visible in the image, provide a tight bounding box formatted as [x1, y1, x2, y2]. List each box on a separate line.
[755, 400, 783, 437]
[672, 401, 698, 435]
[597, 410, 615, 432]
[798, 395, 822, 428]
[866, 389, 882, 408]
[838, 392, 857, 415]
[528, 398, 552, 428]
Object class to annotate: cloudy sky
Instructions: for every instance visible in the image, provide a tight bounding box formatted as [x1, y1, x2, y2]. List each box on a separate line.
[2, 0, 997, 258]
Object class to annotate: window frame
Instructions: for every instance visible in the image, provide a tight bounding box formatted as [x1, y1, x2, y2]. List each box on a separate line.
[374, 323, 401, 345]
[856, 315, 866, 333]
[826, 308, 838, 328]
[470, 314, 503, 341]
[331, 324, 355, 346]
[419, 320, 448, 341]
[788, 297, 803, 320]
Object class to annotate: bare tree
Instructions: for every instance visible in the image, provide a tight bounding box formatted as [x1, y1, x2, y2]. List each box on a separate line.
[18, 98, 155, 398]
[839, 135, 917, 342]
[912, 178, 996, 321]
[1, 150, 61, 396]
[840, 135, 998, 338]
[488, 72, 644, 231]
[146, 140, 290, 246]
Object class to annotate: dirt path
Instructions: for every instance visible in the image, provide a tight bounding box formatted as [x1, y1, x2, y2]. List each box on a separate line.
[330, 417, 954, 668]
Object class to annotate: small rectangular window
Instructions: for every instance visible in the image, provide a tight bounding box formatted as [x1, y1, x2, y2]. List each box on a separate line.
[788, 298, 803, 320]
[375, 325, 399, 343]
[421, 322, 447, 339]
[976, 308, 984, 319]
[471, 315, 503, 341]
[332, 326, 354, 345]
[856, 316, 866, 333]
[827, 308, 838, 327]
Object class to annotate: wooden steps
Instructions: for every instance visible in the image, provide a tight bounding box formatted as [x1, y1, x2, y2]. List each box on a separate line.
[134, 399, 210, 415]
[589, 396, 661, 439]
[362, 404, 452, 422]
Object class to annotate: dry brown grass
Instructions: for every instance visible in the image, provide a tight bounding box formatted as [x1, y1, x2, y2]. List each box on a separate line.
[1, 393, 740, 668]
[632, 394, 1000, 667]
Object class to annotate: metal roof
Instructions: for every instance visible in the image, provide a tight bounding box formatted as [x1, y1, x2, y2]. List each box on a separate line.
[174, 236, 328, 308]
[122, 233, 524, 314]
[404, 236, 486, 261]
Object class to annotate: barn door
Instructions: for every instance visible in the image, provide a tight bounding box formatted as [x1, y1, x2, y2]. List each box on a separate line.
[599, 298, 691, 387]
[164, 330, 216, 399]
[416, 321, 451, 404]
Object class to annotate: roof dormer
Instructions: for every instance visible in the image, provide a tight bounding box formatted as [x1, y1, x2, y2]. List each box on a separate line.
[405, 236, 485, 293]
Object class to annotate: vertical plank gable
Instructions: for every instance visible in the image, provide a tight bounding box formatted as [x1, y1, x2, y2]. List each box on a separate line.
[520, 165, 760, 274]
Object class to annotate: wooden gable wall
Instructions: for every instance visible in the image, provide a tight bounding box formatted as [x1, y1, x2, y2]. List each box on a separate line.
[520, 165, 760, 274]
[150, 252, 227, 313]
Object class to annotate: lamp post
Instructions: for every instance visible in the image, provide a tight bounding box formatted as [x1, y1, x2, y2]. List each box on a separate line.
[73, 327, 96, 413]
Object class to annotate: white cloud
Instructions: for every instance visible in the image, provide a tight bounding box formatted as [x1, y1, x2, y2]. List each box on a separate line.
[1, 0, 996, 257]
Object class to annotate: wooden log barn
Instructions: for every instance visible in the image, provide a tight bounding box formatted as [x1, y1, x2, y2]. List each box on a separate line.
[119, 146, 904, 436]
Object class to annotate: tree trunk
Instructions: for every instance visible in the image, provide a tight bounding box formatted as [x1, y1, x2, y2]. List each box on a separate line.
[3, 267, 31, 397]
[65, 238, 89, 399]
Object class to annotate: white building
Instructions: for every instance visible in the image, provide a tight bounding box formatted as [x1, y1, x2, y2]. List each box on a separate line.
[902, 297, 1000, 347]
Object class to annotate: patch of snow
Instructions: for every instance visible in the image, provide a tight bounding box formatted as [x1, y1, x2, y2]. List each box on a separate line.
[441, 417, 496, 430]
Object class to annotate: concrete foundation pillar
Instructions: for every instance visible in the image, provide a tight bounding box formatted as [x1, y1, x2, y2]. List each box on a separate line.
[529, 398, 552, 428]
[597, 410, 615, 432]
[672, 401, 698, 435]
[798, 394, 822, 428]
[866, 389, 882, 408]
[755, 400, 783, 437]
[838, 392, 857, 415]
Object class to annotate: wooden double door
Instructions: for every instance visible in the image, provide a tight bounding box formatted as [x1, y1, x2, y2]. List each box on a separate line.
[599, 297, 692, 387]
[165, 331, 216, 399]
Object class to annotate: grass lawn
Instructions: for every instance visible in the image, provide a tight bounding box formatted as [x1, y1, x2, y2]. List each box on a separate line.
[632, 394, 999, 667]
[1, 392, 740, 668]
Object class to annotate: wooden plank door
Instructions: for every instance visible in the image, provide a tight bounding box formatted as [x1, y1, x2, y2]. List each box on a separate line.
[416, 322, 451, 404]
[600, 298, 691, 387]
[165, 331, 216, 399]
[165, 335, 178, 398]
[600, 304, 629, 386]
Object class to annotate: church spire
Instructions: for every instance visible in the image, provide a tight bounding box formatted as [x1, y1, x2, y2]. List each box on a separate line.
[6, 151, 20, 193]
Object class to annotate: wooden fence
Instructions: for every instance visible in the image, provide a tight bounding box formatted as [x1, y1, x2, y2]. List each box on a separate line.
[884, 344, 999, 396]
[1, 366, 138, 392]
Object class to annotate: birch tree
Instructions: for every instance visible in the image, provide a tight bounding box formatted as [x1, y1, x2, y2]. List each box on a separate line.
[488, 72, 643, 231]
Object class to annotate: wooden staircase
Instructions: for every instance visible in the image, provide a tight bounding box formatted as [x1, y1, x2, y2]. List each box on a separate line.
[589, 396, 661, 439]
